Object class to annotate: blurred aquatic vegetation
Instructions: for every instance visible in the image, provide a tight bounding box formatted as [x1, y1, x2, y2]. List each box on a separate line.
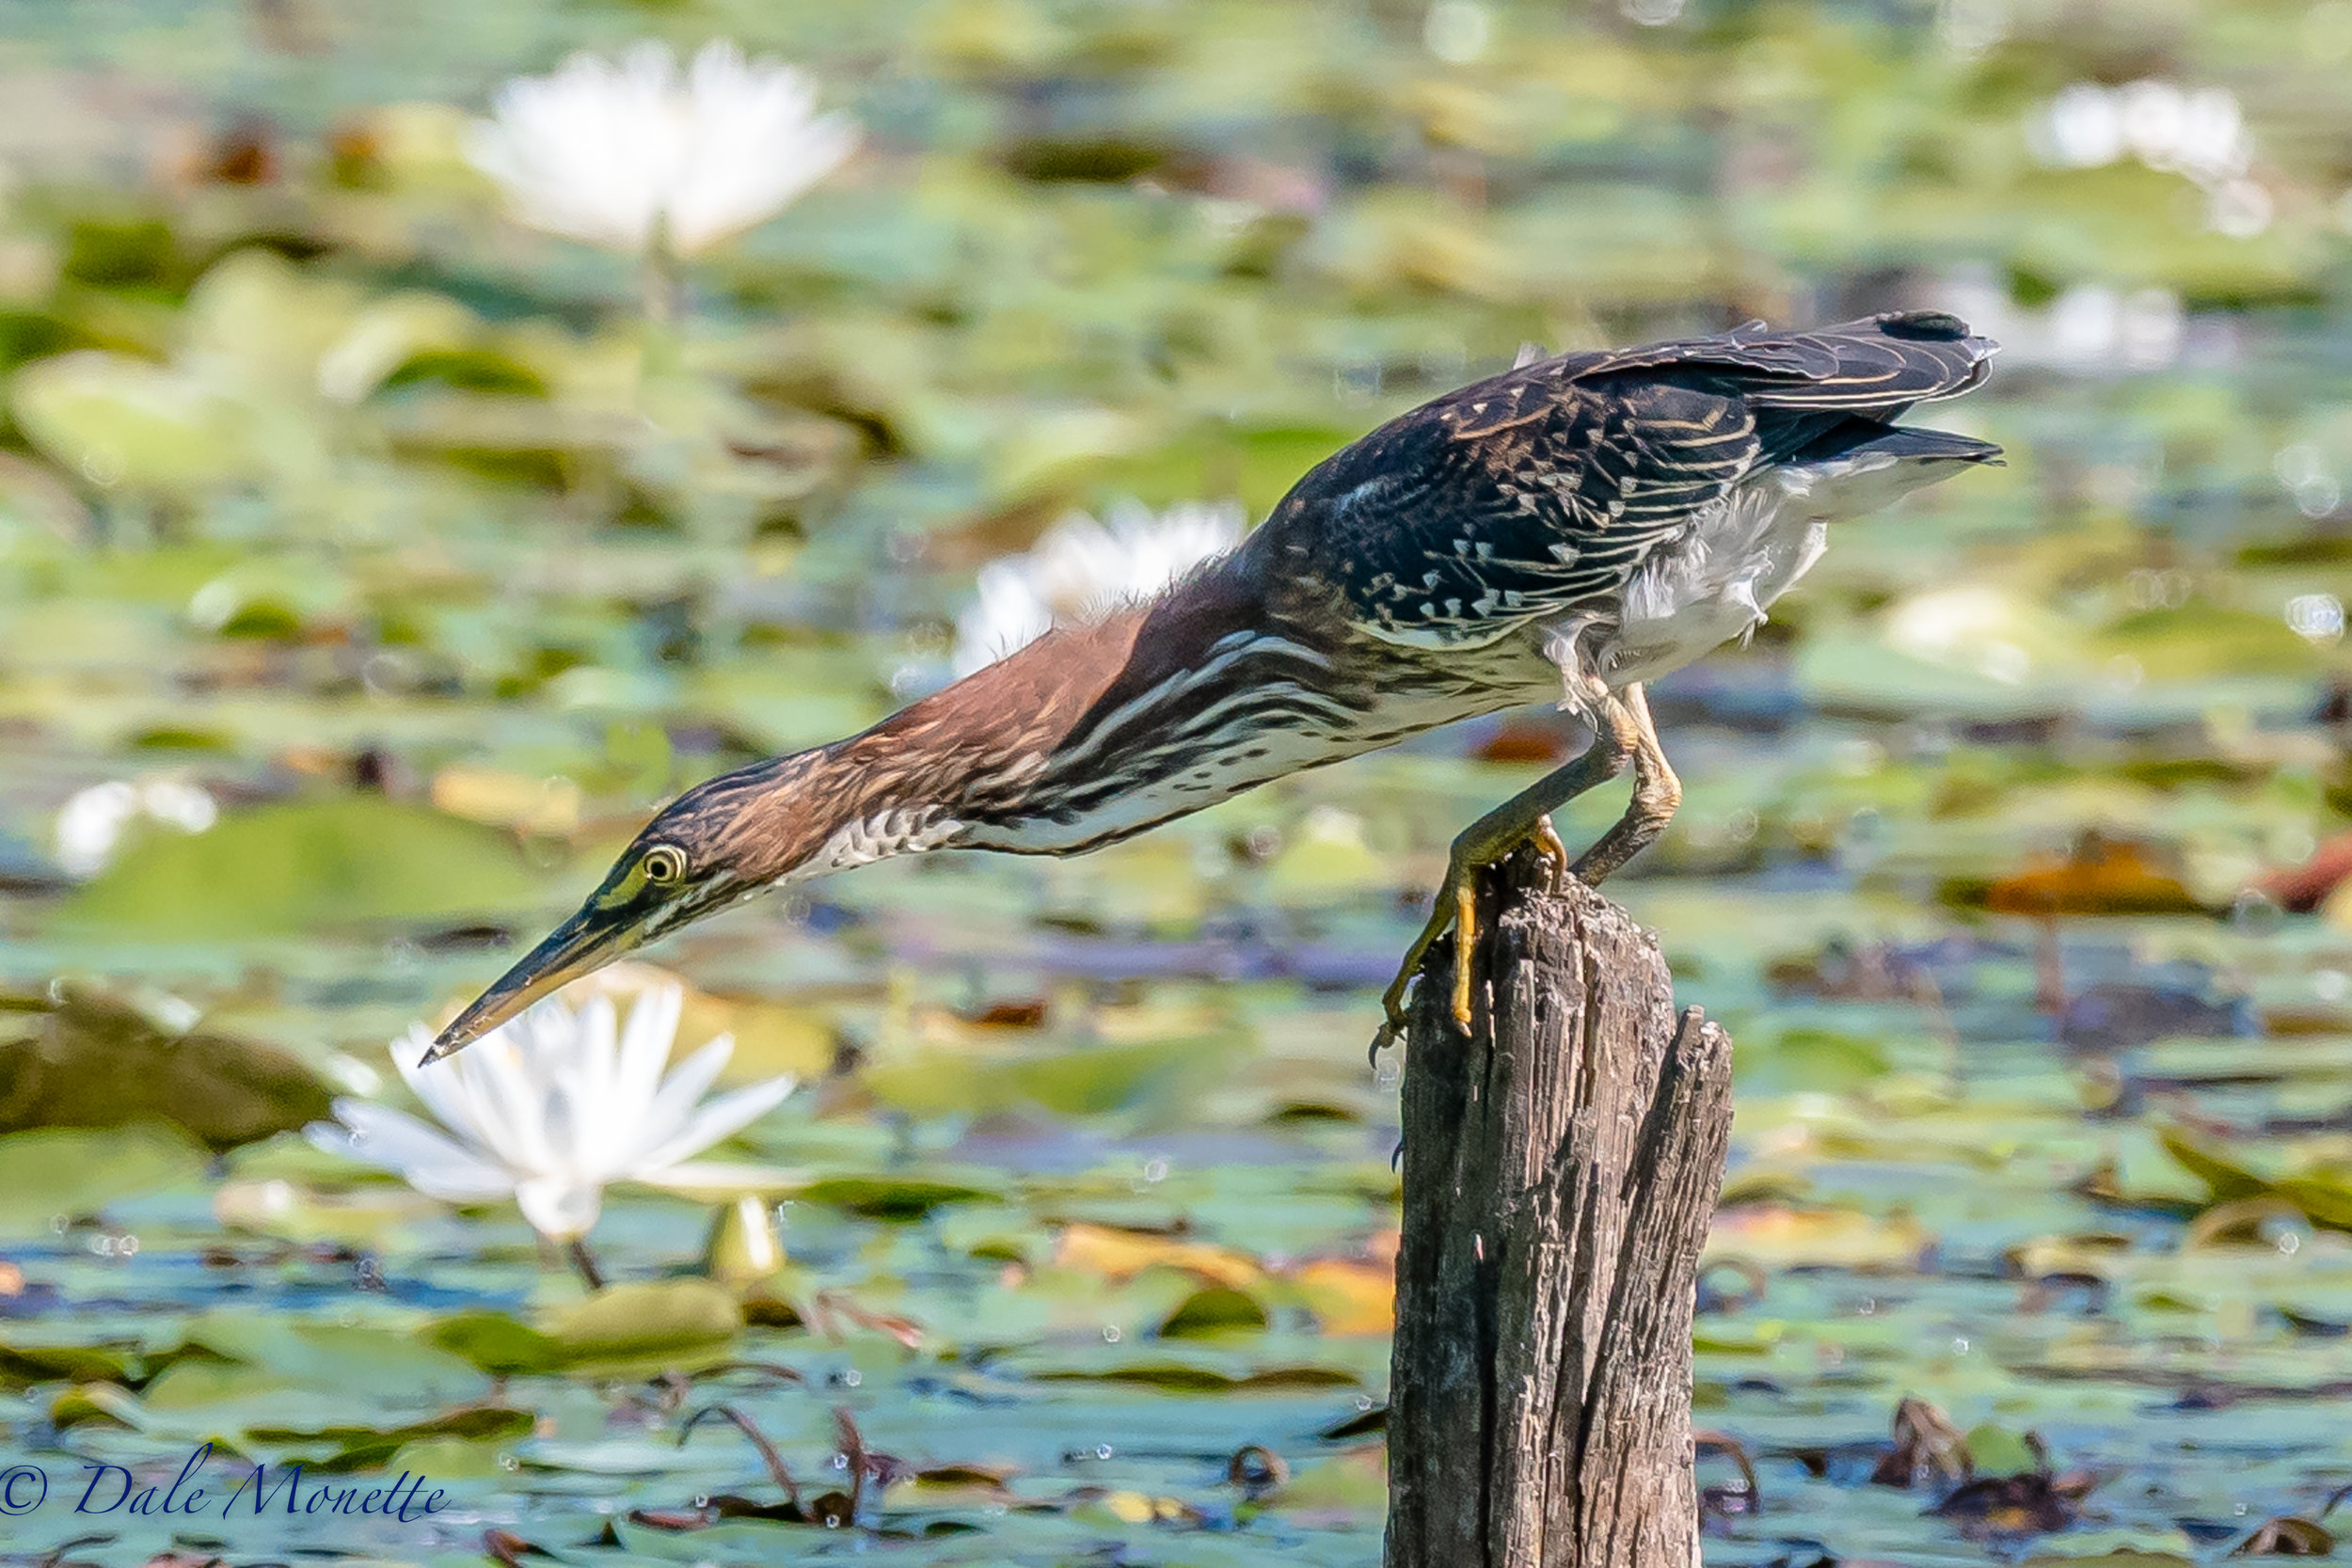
[1956, 830, 2208, 915]
[64, 795, 548, 937]
[0, 0, 2348, 1561]
[0, 982, 330, 1148]
[0, 1122, 210, 1241]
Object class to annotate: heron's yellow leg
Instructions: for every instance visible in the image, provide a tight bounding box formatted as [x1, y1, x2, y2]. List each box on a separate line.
[1452, 818, 1565, 1025]
[1450, 878, 1478, 1025]
[1371, 698, 1640, 1057]
[1569, 682, 1682, 886]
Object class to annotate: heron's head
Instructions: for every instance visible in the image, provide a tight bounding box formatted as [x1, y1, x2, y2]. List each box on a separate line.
[425, 751, 841, 1062]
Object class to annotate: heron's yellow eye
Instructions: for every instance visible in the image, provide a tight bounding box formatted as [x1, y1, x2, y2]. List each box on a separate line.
[642, 845, 688, 885]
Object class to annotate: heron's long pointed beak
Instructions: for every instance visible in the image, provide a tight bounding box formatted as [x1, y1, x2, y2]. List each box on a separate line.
[422, 904, 634, 1064]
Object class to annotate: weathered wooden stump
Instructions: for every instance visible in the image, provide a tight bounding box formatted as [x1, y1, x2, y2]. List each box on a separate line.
[1386, 847, 1735, 1568]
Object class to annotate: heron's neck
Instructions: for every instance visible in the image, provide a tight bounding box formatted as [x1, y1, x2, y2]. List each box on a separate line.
[834, 607, 1168, 845]
[846, 574, 1403, 857]
[809, 573, 1272, 859]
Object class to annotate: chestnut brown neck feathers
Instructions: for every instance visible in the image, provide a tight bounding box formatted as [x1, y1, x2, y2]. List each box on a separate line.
[639, 589, 1227, 886]
[652, 561, 1534, 887]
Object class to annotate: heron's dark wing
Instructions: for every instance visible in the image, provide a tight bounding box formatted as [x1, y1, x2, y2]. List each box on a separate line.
[1277, 378, 1761, 648]
[1588, 310, 1996, 415]
[1257, 311, 1995, 649]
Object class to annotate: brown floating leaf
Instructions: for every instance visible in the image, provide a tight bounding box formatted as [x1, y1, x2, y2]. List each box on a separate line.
[630, 1494, 812, 1531]
[914, 1463, 1017, 1493]
[2232, 1515, 2334, 1555]
[2259, 833, 2352, 913]
[1227, 1444, 1289, 1494]
[1290, 1257, 1394, 1336]
[162, 114, 278, 188]
[1872, 1397, 1971, 1489]
[1056, 1222, 1263, 1290]
[1930, 1469, 2094, 1536]
[628, 1506, 715, 1531]
[968, 998, 1048, 1028]
[483, 1529, 555, 1567]
[1706, 1202, 1933, 1272]
[1956, 832, 2204, 917]
[1472, 716, 1572, 764]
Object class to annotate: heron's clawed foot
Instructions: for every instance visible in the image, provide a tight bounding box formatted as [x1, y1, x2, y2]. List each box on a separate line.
[1368, 692, 1645, 1063]
[1369, 958, 1423, 1063]
[1534, 815, 1572, 885]
[1368, 814, 1576, 1062]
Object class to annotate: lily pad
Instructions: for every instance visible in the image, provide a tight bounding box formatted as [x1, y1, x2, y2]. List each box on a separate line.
[0, 986, 330, 1149]
[11, 351, 255, 494]
[63, 797, 547, 937]
[1157, 1285, 1270, 1338]
[540, 1278, 744, 1371]
[0, 1122, 207, 1239]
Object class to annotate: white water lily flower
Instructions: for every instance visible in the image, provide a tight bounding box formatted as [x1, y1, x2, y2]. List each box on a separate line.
[2039, 79, 2251, 182]
[465, 40, 859, 257]
[54, 775, 217, 878]
[2034, 78, 2267, 237]
[307, 982, 792, 1241]
[953, 499, 1246, 675]
[1930, 271, 2185, 375]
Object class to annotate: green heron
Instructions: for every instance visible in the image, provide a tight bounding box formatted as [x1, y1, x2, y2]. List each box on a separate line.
[429, 311, 1997, 1064]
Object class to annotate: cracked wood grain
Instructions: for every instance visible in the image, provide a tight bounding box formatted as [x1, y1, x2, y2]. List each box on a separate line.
[1386, 846, 1733, 1568]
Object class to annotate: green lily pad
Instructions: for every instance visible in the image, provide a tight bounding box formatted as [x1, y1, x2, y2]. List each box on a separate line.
[1158, 1285, 1271, 1338]
[0, 1339, 142, 1388]
[427, 1313, 566, 1379]
[11, 350, 254, 494]
[63, 796, 546, 938]
[1734, 1027, 1892, 1096]
[0, 1122, 208, 1239]
[794, 1175, 1003, 1219]
[249, 1403, 534, 1472]
[540, 1278, 743, 1372]
[0, 986, 330, 1149]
